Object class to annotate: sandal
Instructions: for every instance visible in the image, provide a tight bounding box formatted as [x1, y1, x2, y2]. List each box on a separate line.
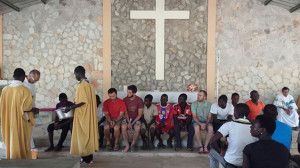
[106, 144, 112, 151]
[157, 142, 166, 148]
[203, 147, 209, 153]
[198, 147, 204, 153]
[114, 144, 119, 151]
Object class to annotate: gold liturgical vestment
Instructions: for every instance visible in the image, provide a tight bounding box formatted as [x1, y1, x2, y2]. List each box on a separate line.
[70, 80, 99, 156]
[0, 83, 33, 159]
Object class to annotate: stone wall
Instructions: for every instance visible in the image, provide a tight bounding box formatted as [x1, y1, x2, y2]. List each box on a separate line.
[216, 0, 300, 103]
[2, 0, 103, 108]
[111, 0, 208, 91]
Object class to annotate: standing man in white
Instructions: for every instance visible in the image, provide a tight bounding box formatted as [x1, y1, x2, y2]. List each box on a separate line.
[23, 69, 40, 149]
[274, 87, 299, 129]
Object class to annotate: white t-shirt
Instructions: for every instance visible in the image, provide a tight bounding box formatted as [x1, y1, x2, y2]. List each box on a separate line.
[23, 77, 36, 106]
[218, 118, 256, 166]
[210, 102, 234, 120]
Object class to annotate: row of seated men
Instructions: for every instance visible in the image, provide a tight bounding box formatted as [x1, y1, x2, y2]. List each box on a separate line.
[45, 85, 299, 157]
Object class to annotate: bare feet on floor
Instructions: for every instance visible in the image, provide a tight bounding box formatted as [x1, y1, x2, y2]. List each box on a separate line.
[122, 145, 130, 153]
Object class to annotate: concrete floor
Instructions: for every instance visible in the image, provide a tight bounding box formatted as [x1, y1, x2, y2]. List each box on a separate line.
[37, 147, 210, 168]
[90, 156, 210, 168]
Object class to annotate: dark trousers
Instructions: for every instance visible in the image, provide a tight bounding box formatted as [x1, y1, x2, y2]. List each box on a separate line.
[82, 154, 93, 163]
[212, 121, 227, 149]
[47, 121, 72, 147]
[174, 123, 194, 148]
[212, 121, 226, 133]
[225, 162, 242, 168]
[98, 124, 104, 146]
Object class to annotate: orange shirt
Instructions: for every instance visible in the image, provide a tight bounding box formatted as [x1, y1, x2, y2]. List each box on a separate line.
[245, 100, 265, 121]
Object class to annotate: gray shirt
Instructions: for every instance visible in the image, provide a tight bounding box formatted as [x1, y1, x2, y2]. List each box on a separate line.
[191, 100, 212, 122]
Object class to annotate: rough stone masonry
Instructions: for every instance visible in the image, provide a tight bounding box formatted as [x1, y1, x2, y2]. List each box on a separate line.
[2, 0, 103, 108]
[111, 0, 208, 92]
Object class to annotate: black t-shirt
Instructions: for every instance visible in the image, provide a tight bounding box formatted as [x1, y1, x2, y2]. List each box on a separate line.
[243, 139, 291, 168]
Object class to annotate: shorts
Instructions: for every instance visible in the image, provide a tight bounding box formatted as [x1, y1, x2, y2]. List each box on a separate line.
[192, 120, 212, 131]
[122, 118, 142, 130]
[104, 119, 122, 126]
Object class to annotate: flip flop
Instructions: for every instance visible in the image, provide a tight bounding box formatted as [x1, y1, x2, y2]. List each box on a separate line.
[198, 147, 204, 153]
[106, 144, 112, 151]
[114, 144, 119, 151]
[203, 147, 209, 153]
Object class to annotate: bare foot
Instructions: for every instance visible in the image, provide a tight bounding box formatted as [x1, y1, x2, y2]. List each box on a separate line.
[122, 145, 130, 153]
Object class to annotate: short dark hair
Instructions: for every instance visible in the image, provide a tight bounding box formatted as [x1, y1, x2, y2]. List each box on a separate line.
[218, 95, 228, 103]
[96, 95, 100, 103]
[282, 87, 289, 92]
[127, 85, 137, 93]
[74, 66, 85, 75]
[13, 68, 25, 79]
[236, 103, 250, 118]
[250, 90, 258, 96]
[179, 93, 187, 100]
[161, 94, 168, 98]
[59, 93, 67, 100]
[255, 115, 276, 135]
[199, 90, 207, 97]
[29, 69, 40, 76]
[108, 88, 117, 94]
[145, 94, 153, 102]
[231, 92, 239, 98]
[263, 104, 278, 120]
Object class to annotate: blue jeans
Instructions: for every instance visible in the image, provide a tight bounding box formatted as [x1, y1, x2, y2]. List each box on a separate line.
[209, 149, 226, 168]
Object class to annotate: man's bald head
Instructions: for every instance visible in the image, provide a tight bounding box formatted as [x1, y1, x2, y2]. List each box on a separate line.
[28, 69, 40, 84]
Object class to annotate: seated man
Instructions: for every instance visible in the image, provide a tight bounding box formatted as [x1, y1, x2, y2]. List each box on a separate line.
[211, 95, 234, 133]
[231, 93, 239, 108]
[141, 94, 158, 150]
[210, 103, 256, 168]
[103, 88, 126, 151]
[45, 93, 74, 152]
[155, 94, 175, 148]
[231, 93, 240, 121]
[173, 94, 194, 151]
[122, 85, 144, 152]
[245, 90, 265, 122]
[191, 90, 213, 153]
[96, 95, 108, 148]
[263, 104, 292, 150]
[274, 87, 299, 128]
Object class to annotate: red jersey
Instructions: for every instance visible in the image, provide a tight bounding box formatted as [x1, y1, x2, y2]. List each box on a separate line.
[155, 104, 173, 128]
[172, 104, 192, 123]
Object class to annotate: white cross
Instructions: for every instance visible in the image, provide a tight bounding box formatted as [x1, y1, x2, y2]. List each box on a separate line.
[130, 0, 190, 80]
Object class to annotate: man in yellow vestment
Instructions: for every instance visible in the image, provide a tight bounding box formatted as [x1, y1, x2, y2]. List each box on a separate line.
[67, 66, 98, 166]
[0, 68, 33, 159]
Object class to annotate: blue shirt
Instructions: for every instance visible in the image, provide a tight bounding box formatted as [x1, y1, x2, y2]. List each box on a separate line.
[161, 107, 166, 122]
[272, 120, 292, 150]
